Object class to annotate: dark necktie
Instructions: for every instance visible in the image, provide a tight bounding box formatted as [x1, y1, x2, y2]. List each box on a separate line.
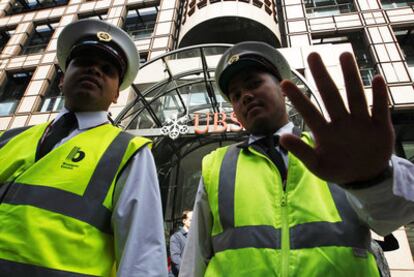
[255, 135, 287, 182]
[36, 112, 78, 160]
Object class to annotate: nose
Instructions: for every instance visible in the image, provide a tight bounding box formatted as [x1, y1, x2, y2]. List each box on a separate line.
[85, 63, 103, 77]
[241, 90, 254, 105]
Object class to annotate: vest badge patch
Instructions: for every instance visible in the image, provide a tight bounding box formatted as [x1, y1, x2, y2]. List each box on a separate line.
[61, 146, 85, 170]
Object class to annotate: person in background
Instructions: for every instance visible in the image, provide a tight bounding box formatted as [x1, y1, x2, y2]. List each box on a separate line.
[371, 234, 399, 277]
[0, 19, 167, 276]
[170, 210, 193, 276]
[179, 41, 414, 277]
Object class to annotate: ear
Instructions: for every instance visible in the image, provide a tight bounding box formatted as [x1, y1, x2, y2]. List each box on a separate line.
[59, 75, 64, 92]
[279, 85, 287, 97]
[112, 89, 120, 104]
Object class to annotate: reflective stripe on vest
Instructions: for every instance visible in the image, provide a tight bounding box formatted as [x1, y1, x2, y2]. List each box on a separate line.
[0, 259, 97, 277]
[1, 131, 138, 234]
[213, 144, 370, 253]
[0, 126, 33, 149]
[290, 182, 371, 250]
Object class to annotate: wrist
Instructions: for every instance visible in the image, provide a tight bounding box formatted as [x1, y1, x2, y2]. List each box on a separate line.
[341, 161, 393, 190]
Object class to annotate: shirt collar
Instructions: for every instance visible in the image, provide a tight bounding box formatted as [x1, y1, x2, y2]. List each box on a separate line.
[248, 122, 295, 145]
[55, 107, 109, 130]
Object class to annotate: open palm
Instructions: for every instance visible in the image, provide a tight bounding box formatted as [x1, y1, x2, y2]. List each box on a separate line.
[280, 52, 395, 185]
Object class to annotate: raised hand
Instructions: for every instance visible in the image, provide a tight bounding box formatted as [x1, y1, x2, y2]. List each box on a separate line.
[280, 52, 395, 185]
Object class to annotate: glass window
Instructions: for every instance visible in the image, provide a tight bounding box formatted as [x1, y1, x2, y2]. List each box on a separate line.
[140, 52, 149, 64]
[38, 68, 64, 112]
[78, 12, 107, 20]
[312, 32, 376, 86]
[9, 0, 68, 15]
[380, 0, 414, 9]
[0, 30, 13, 52]
[305, 0, 356, 17]
[22, 23, 57, 55]
[395, 29, 414, 80]
[402, 141, 414, 162]
[0, 72, 32, 116]
[123, 6, 159, 40]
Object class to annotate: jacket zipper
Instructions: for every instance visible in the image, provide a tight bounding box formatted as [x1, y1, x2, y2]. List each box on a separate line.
[281, 192, 289, 277]
[250, 147, 290, 276]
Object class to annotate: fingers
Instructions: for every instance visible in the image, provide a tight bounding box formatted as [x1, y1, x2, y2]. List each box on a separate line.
[280, 134, 318, 172]
[340, 52, 369, 119]
[281, 80, 327, 133]
[308, 52, 348, 122]
[371, 75, 391, 125]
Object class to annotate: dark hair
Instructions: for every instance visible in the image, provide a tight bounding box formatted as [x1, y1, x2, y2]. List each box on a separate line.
[181, 210, 192, 221]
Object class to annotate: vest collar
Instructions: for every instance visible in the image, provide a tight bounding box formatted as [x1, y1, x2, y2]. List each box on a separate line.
[56, 107, 109, 131]
[238, 122, 299, 149]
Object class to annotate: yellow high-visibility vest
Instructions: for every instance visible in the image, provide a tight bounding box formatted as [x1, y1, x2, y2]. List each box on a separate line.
[0, 123, 151, 276]
[202, 133, 379, 277]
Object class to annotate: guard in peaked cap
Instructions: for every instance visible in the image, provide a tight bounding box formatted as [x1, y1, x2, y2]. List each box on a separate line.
[215, 41, 291, 101]
[57, 19, 139, 90]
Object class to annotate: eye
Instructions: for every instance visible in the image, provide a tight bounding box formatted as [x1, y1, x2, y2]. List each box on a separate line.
[101, 63, 118, 77]
[229, 91, 241, 103]
[72, 57, 93, 67]
[245, 79, 262, 90]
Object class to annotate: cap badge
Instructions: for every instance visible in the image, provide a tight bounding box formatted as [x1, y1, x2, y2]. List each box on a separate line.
[228, 55, 239, 65]
[97, 31, 112, 42]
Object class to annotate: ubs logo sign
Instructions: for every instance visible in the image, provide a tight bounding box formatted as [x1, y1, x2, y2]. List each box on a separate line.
[61, 147, 85, 169]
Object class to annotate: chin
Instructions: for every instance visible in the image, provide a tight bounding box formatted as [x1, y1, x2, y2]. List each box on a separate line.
[74, 88, 95, 98]
[248, 119, 279, 135]
[66, 99, 101, 112]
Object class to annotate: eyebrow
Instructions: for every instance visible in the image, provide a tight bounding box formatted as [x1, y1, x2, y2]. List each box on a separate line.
[228, 73, 260, 92]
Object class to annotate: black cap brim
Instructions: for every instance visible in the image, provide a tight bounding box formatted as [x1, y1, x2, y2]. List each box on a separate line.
[219, 57, 281, 97]
[66, 41, 127, 80]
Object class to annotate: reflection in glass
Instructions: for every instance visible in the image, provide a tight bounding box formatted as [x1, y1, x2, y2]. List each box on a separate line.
[0, 72, 32, 116]
[22, 23, 58, 55]
[312, 32, 376, 86]
[381, 0, 414, 9]
[38, 68, 63, 112]
[124, 6, 159, 40]
[395, 29, 414, 80]
[305, 0, 355, 17]
[10, 0, 68, 14]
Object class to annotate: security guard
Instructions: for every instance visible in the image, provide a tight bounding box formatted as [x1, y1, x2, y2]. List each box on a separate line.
[0, 19, 167, 276]
[170, 210, 193, 276]
[179, 41, 405, 276]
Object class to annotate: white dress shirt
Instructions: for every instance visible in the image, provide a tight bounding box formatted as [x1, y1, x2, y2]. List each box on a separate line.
[346, 155, 414, 235]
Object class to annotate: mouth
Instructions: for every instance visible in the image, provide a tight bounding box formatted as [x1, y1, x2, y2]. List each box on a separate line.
[245, 102, 262, 117]
[78, 76, 101, 89]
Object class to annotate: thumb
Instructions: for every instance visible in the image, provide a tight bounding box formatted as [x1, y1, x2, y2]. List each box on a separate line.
[280, 134, 318, 171]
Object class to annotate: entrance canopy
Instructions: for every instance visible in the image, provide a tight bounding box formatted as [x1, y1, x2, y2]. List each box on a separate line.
[115, 44, 323, 140]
